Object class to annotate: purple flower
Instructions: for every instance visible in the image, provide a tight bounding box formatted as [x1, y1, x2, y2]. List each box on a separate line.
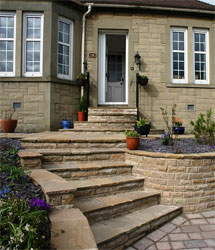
[30, 198, 50, 210]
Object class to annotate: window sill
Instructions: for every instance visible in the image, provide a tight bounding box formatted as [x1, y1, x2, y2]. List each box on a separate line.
[167, 83, 215, 89]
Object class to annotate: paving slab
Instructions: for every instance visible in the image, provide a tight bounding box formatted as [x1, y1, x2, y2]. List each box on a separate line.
[127, 209, 215, 250]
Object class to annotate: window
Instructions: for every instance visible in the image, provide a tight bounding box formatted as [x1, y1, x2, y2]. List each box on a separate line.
[0, 13, 16, 77]
[23, 13, 43, 77]
[193, 29, 209, 84]
[57, 17, 73, 80]
[171, 28, 187, 84]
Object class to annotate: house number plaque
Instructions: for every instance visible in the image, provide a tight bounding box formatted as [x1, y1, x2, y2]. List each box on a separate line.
[89, 53, 97, 58]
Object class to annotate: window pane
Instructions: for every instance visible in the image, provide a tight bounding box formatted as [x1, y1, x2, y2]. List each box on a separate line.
[0, 62, 6, 71]
[173, 62, 178, 70]
[195, 43, 199, 52]
[27, 51, 33, 61]
[0, 28, 6, 38]
[27, 28, 33, 38]
[7, 51, 13, 61]
[195, 63, 200, 71]
[7, 28, 14, 38]
[0, 51, 6, 61]
[179, 32, 184, 41]
[26, 62, 33, 72]
[7, 62, 13, 72]
[34, 52, 40, 61]
[195, 33, 199, 42]
[200, 34, 205, 42]
[173, 42, 178, 50]
[200, 43, 205, 52]
[0, 17, 6, 27]
[173, 32, 178, 41]
[8, 17, 14, 27]
[179, 71, 184, 79]
[35, 18, 41, 28]
[179, 62, 184, 70]
[173, 52, 178, 61]
[27, 17, 34, 28]
[0, 41, 6, 50]
[7, 41, 13, 50]
[179, 42, 184, 50]
[34, 62, 40, 72]
[179, 53, 184, 61]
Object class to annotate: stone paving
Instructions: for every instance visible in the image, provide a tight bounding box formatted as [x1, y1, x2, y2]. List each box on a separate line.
[127, 210, 215, 250]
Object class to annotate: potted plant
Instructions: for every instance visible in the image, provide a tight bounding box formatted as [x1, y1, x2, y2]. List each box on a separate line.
[134, 117, 151, 137]
[125, 130, 140, 150]
[62, 118, 73, 129]
[173, 117, 185, 134]
[137, 75, 148, 86]
[1, 108, 18, 133]
[76, 73, 87, 85]
[78, 94, 87, 122]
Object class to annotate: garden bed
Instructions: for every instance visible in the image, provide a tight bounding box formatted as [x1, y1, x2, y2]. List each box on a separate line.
[140, 138, 215, 154]
[0, 139, 51, 249]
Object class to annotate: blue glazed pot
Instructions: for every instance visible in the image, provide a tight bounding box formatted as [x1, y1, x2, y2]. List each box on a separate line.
[62, 120, 71, 129]
[173, 126, 185, 135]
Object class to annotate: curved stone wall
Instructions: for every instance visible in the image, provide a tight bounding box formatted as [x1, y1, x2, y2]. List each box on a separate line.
[125, 150, 215, 212]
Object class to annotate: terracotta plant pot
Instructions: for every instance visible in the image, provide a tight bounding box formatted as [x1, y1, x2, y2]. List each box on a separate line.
[126, 137, 140, 150]
[78, 111, 85, 122]
[1, 119, 17, 133]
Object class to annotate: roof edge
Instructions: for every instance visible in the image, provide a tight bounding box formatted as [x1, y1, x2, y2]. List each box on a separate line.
[80, 2, 215, 15]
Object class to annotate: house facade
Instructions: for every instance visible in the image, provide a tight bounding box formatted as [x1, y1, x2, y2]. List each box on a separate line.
[0, 0, 215, 132]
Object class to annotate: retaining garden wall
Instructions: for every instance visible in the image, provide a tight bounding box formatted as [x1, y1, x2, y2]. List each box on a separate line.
[125, 150, 215, 212]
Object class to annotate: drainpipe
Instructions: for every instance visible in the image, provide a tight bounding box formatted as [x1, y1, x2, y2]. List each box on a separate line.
[81, 3, 93, 74]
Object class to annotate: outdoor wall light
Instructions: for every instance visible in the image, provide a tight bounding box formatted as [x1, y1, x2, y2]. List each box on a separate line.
[134, 51, 141, 70]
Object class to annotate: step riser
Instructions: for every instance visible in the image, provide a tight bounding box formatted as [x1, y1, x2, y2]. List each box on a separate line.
[42, 153, 125, 163]
[75, 180, 144, 199]
[74, 124, 134, 129]
[21, 142, 126, 149]
[86, 195, 160, 224]
[60, 131, 128, 135]
[88, 116, 136, 122]
[88, 109, 137, 116]
[98, 208, 182, 250]
[49, 166, 132, 180]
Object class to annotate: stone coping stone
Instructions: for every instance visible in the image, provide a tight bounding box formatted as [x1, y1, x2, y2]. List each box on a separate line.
[18, 151, 42, 158]
[44, 161, 133, 171]
[125, 149, 215, 159]
[50, 208, 98, 250]
[29, 169, 76, 195]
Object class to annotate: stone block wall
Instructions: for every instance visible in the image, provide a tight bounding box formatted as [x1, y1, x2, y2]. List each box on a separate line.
[85, 13, 215, 132]
[0, 81, 50, 132]
[125, 150, 215, 212]
[50, 83, 81, 131]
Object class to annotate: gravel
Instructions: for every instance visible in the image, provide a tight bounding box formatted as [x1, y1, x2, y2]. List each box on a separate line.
[139, 138, 215, 154]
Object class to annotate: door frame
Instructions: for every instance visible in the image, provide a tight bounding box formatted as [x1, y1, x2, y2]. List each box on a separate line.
[98, 31, 128, 105]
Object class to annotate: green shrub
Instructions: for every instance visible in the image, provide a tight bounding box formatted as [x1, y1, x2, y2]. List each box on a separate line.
[125, 130, 140, 137]
[78, 94, 87, 112]
[190, 109, 215, 145]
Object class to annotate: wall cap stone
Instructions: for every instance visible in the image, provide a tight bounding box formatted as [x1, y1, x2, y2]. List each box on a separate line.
[125, 149, 215, 159]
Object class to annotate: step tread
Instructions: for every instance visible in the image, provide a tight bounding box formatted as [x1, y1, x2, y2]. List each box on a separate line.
[74, 121, 136, 124]
[69, 175, 144, 190]
[43, 161, 132, 171]
[75, 190, 160, 213]
[91, 204, 181, 245]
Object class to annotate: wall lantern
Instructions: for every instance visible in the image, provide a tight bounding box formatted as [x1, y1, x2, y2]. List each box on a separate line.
[134, 51, 141, 71]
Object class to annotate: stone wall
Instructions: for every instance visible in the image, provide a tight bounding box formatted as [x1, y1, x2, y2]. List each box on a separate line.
[125, 150, 215, 212]
[0, 81, 50, 132]
[50, 83, 81, 131]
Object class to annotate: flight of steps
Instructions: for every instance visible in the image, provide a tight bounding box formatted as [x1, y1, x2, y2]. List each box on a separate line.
[59, 107, 163, 135]
[21, 136, 182, 249]
[42, 159, 181, 249]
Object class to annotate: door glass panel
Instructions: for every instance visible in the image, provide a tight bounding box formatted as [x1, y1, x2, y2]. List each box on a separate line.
[108, 54, 122, 82]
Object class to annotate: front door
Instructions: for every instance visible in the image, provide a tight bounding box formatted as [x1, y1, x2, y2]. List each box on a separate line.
[98, 32, 128, 105]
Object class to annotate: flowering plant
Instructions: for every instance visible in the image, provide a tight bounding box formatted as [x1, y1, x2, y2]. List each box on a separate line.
[30, 198, 50, 211]
[174, 117, 183, 127]
[76, 73, 86, 80]
[160, 132, 170, 145]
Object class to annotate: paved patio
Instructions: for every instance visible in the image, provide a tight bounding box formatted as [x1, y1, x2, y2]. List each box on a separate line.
[127, 210, 215, 250]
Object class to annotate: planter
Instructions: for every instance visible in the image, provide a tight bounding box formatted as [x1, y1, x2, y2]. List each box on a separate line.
[134, 124, 150, 137]
[173, 126, 185, 135]
[1, 119, 17, 133]
[78, 111, 86, 122]
[62, 120, 71, 129]
[137, 76, 148, 86]
[126, 137, 140, 150]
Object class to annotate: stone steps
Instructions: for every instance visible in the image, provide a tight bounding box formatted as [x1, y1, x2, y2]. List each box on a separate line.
[74, 121, 135, 128]
[91, 205, 182, 250]
[75, 190, 160, 224]
[88, 108, 137, 115]
[43, 161, 133, 180]
[70, 175, 145, 199]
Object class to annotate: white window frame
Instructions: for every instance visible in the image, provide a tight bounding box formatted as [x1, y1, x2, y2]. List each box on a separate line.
[0, 12, 16, 77]
[57, 17, 73, 80]
[193, 29, 209, 84]
[22, 13, 43, 77]
[170, 28, 188, 84]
